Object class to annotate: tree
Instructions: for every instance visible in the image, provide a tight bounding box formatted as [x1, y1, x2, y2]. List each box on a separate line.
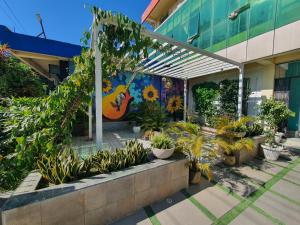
[0, 53, 46, 98]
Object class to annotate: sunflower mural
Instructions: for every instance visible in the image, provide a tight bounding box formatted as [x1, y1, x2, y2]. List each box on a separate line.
[167, 96, 183, 113]
[102, 79, 112, 93]
[143, 84, 159, 102]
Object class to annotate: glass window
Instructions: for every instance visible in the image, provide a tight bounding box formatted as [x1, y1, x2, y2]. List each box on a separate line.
[188, 11, 199, 38]
[199, 0, 212, 33]
[276, 61, 300, 79]
[212, 0, 228, 49]
[276, 0, 300, 28]
[198, 30, 211, 49]
[249, 0, 276, 38]
[227, 0, 249, 47]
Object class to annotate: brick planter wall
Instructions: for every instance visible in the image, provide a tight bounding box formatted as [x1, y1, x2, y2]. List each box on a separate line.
[0, 156, 188, 225]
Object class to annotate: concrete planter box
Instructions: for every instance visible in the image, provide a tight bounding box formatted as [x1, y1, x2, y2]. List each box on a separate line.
[235, 135, 266, 165]
[0, 156, 188, 225]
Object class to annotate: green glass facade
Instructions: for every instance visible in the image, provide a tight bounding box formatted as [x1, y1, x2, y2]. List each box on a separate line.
[155, 0, 300, 52]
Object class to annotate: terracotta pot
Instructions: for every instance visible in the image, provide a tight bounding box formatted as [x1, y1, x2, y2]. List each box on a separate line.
[189, 171, 201, 184]
[223, 154, 236, 166]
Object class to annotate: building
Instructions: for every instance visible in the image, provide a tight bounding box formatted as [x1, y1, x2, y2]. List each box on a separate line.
[0, 25, 82, 83]
[142, 0, 300, 134]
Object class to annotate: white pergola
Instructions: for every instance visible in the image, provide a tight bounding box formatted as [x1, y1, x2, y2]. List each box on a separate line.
[92, 21, 244, 148]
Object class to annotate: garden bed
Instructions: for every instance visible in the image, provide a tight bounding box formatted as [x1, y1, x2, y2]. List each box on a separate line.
[0, 155, 188, 225]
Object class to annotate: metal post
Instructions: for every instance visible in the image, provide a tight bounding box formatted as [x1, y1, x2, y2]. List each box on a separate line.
[237, 66, 244, 119]
[183, 79, 187, 122]
[88, 101, 93, 140]
[93, 23, 103, 149]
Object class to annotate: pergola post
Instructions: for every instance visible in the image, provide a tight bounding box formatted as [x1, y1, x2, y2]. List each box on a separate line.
[88, 101, 93, 140]
[183, 78, 187, 122]
[93, 24, 103, 149]
[237, 66, 244, 119]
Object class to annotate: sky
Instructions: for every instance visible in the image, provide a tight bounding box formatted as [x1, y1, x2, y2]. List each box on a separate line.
[0, 0, 151, 45]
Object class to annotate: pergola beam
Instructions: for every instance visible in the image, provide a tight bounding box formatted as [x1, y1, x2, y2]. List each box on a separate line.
[93, 15, 244, 148]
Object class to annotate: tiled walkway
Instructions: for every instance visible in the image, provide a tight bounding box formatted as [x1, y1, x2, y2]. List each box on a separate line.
[112, 150, 300, 225]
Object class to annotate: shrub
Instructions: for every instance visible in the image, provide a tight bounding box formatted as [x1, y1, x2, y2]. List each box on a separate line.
[0, 56, 46, 98]
[129, 101, 167, 131]
[91, 140, 149, 173]
[258, 98, 294, 144]
[37, 140, 149, 185]
[37, 148, 84, 185]
[192, 82, 219, 124]
[151, 133, 173, 149]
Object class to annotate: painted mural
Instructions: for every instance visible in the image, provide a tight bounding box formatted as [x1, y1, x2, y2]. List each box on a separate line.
[102, 72, 183, 121]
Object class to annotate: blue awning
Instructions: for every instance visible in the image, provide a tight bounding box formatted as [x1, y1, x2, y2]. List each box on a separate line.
[0, 25, 82, 58]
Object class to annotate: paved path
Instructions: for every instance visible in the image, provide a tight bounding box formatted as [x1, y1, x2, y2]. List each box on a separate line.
[111, 150, 300, 225]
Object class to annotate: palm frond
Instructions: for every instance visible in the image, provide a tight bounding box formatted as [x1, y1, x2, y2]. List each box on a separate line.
[233, 138, 254, 152]
[191, 136, 204, 157]
[212, 138, 232, 155]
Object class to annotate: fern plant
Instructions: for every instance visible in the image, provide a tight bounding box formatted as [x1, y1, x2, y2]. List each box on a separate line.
[168, 122, 217, 180]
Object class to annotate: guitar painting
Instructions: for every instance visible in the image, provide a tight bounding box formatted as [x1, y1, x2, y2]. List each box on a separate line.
[102, 73, 137, 120]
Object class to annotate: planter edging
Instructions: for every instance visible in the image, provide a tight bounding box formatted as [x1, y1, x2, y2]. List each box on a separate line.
[1, 155, 188, 225]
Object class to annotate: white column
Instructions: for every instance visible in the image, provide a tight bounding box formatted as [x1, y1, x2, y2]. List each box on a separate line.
[237, 66, 244, 119]
[88, 100, 93, 140]
[94, 24, 103, 148]
[183, 79, 188, 122]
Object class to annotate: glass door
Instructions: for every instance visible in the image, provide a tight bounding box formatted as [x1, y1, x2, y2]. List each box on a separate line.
[288, 77, 300, 131]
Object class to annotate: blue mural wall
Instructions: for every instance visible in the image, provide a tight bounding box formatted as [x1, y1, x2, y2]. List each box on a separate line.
[102, 72, 183, 121]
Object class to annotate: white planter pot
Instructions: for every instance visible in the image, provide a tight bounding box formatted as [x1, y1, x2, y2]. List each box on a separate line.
[133, 126, 141, 134]
[152, 147, 174, 159]
[261, 144, 283, 161]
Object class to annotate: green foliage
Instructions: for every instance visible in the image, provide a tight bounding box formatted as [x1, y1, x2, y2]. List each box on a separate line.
[1, 8, 165, 191]
[91, 140, 149, 173]
[0, 56, 46, 98]
[151, 133, 173, 149]
[219, 79, 250, 118]
[0, 156, 28, 192]
[0, 49, 94, 171]
[258, 98, 295, 144]
[192, 80, 250, 123]
[168, 122, 217, 180]
[130, 101, 167, 131]
[213, 116, 255, 156]
[37, 148, 84, 185]
[37, 140, 149, 185]
[192, 82, 219, 123]
[219, 80, 239, 118]
[92, 7, 165, 77]
[245, 121, 263, 137]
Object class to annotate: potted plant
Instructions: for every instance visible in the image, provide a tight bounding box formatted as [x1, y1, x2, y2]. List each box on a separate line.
[258, 99, 295, 160]
[168, 122, 216, 184]
[131, 102, 167, 140]
[150, 133, 175, 159]
[213, 116, 255, 166]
